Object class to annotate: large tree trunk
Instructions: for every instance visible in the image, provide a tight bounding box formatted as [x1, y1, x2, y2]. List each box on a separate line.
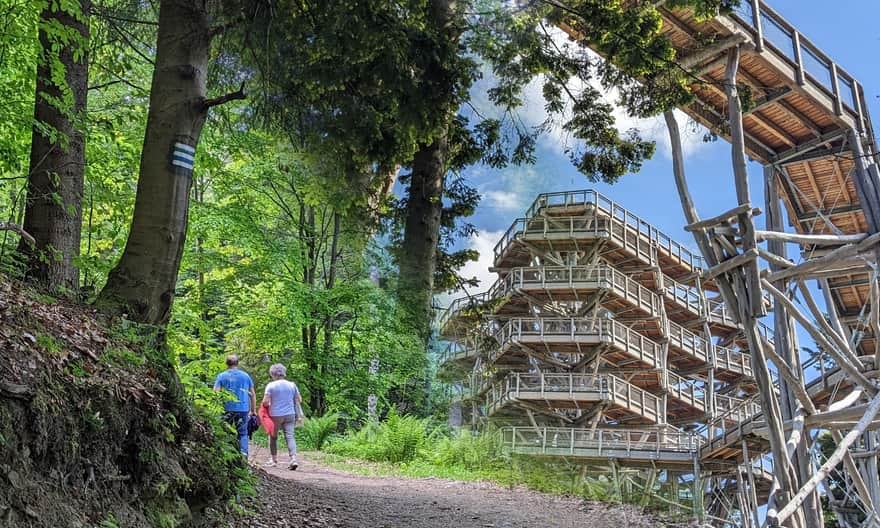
[396, 0, 457, 337]
[97, 0, 212, 325]
[18, 1, 90, 291]
[398, 134, 448, 336]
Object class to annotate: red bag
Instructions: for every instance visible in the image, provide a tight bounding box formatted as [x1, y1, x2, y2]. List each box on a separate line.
[259, 405, 274, 437]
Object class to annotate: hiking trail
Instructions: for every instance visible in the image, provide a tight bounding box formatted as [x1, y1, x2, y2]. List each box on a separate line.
[232, 452, 670, 528]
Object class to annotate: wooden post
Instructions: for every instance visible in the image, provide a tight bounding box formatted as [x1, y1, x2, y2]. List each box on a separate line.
[792, 31, 805, 86]
[772, 390, 880, 526]
[764, 166, 823, 528]
[724, 47, 802, 527]
[726, 47, 765, 318]
[847, 128, 880, 233]
[750, 0, 763, 53]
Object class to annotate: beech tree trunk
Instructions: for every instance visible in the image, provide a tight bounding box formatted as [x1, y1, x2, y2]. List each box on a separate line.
[18, 1, 90, 291]
[98, 0, 212, 325]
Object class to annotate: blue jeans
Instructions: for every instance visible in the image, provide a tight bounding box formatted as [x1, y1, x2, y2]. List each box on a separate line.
[223, 411, 249, 456]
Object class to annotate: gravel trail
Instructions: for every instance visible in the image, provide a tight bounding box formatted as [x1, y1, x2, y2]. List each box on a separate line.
[231, 453, 671, 528]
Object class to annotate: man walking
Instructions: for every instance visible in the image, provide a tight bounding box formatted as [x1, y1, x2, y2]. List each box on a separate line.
[213, 354, 256, 456]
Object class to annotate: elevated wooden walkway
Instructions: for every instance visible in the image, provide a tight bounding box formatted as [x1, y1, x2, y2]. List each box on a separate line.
[493, 190, 705, 281]
[559, 2, 880, 355]
[501, 426, 699, 466]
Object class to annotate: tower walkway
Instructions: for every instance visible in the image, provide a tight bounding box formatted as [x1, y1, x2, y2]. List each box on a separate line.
[560, 2, 880, 354]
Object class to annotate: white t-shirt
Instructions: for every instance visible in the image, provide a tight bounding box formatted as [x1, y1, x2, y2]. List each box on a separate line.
[264, 380, 298, 417]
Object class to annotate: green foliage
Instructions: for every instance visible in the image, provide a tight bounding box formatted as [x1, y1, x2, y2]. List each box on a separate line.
[36, 333, 62, 354]
[96, 513, 120, 528]
[297, 413, 341, 451]
[327, 412, 436, 463]
[320, 417, 682, 514]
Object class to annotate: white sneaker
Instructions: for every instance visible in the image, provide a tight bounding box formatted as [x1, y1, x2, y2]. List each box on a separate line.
[288, 456, 298, 471]
[265, 458, 277, 467]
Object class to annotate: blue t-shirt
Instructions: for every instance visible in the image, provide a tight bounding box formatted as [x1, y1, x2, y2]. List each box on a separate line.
[264, 380, 299, 417]
[214, 369, 254, 413]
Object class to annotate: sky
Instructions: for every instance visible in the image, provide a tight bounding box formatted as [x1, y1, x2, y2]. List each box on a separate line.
[444, 0, 880, 301]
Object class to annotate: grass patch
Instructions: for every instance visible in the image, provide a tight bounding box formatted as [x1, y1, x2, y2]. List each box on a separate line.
[316, 414, 696, 520]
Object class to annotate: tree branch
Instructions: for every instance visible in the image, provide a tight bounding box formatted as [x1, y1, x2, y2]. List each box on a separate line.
[203, 82, 246, 109]
[0, 221, 35, 245]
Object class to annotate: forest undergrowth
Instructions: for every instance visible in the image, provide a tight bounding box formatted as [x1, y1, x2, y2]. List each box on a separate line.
[0, 280, 247, 527]
[300, 411, 695, 520]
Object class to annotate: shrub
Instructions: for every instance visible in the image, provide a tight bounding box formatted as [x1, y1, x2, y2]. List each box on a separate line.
[430, 428, 502, 471]
[327, 411, 435, 463]
[298, 413, 340, 450]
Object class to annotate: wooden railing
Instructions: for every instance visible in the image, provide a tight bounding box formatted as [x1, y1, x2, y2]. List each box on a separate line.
[662, 274, 737, 327]
[501, 426, 700, 459]
[714, 345, 753, 378]
[494, 215, 612, 262]
[664, 275, 705, 316]
[438, 291, 490, 334]
[700, 394, 764, 453]
[491, 317, 661, 368]
[667, 370, 709, 411]
[515, 189, 705, 271]
[485, 372, 663, 423]
[668, 321, 711, 363]
[490, 265, 662, 317]
[438, 338, 480, 368]
[730, 1, 869, 134]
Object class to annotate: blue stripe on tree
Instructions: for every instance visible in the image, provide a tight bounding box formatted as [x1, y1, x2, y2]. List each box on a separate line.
[171, 143, 195, 172]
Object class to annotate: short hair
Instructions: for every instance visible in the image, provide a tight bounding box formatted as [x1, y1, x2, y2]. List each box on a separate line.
[269, 363, 286, 379]
[225, 355, 239, 367]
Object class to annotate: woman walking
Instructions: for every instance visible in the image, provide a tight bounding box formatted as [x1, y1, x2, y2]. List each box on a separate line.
[262, 363, 303, 470]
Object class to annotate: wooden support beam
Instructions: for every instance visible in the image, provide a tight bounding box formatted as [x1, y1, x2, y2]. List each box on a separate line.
[773, 129, 848, 164]
[698, 80, 799, 148]
[756, 246, 794, 269]
[761, 278, 876, 395]
[685, 203, 756, 232]
[847, 128, 880, 233]
[797, 281, 861, 371]
[687, 100, 778, 161]
[765, 232, 880, 283]
[795, 203, 863, 222]
[746, 87, 792, 114]
[680, 35, 748, 70]
[754, 230, 867, 246]
[701, 249, 759, 282]
[771, 390, 880, 526]
[776, 100, 822, 137]
[726, 47, 765, 319]
[520, 239, 565, 266]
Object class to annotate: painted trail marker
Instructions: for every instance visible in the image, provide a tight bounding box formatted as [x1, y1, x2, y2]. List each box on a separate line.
[171, 142, 195, 172]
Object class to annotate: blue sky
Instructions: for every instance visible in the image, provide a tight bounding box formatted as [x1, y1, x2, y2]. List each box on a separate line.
[447, 0, 880, 295]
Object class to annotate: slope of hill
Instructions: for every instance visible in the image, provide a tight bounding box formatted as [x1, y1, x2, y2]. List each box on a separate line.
[0, 280, 241, 527]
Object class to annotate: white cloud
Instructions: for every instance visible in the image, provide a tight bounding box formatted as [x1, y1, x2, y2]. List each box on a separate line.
[435, 229, 504, 309]
[471, 27, 710, 162]
[483, 190, 523, 213]
[514, 70, 708, 161]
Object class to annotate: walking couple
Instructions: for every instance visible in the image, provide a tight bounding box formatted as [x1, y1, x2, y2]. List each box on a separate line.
[213, 355, 303, 470]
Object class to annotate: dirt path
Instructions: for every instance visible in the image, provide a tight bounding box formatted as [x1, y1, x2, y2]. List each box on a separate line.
[232, 453, 669, 528]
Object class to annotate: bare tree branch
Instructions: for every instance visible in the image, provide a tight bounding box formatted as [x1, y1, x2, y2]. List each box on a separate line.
[203, 82, 246, 109]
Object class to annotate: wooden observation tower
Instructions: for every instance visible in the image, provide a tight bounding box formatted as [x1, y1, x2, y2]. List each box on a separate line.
[441, 2, 880, 527]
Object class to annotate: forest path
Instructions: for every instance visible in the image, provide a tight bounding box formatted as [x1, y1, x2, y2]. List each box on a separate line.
[232, 452, 666, 528]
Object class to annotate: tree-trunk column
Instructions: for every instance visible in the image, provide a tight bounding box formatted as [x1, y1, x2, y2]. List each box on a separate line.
[98, 0, 212, 325]
[19, 0, 90, 290]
